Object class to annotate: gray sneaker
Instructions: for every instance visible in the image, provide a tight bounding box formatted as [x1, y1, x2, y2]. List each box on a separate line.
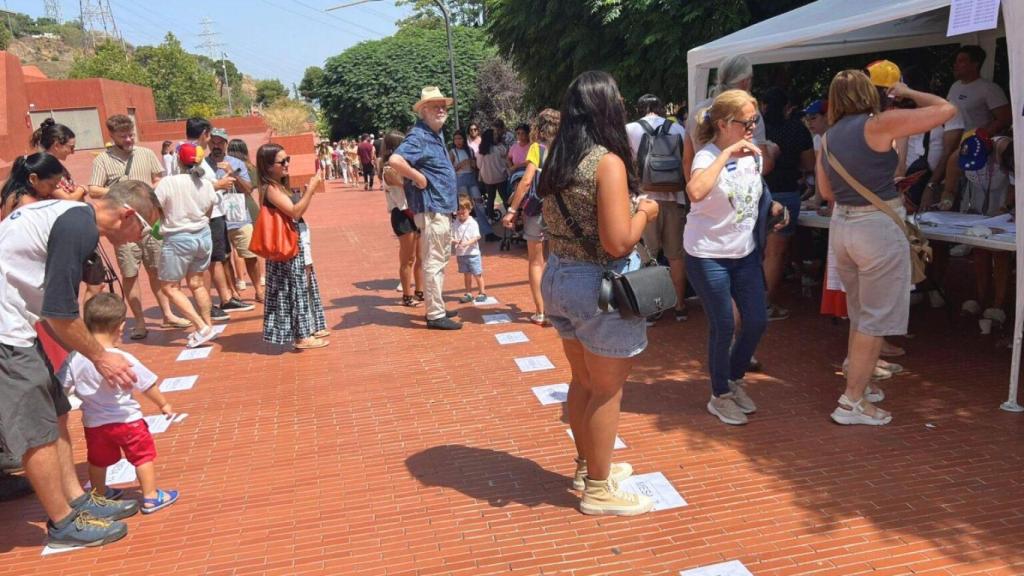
[707, 393, 749, 425]
[72, 491, 139, 521]
[47, 511, 127, 549]
[728, 379, 757, 414]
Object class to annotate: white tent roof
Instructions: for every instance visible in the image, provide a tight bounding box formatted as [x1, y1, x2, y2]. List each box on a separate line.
[687, 0, 1005, 106]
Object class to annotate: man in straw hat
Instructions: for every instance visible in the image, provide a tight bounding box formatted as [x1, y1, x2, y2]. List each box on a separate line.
[389, 86, 462, 330]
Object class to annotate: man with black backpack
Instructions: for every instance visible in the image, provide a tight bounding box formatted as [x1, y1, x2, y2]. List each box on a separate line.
[626, 94, 690, 323]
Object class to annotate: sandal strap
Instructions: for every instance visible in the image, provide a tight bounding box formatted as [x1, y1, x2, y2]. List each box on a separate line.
[144, 489, 167, 506]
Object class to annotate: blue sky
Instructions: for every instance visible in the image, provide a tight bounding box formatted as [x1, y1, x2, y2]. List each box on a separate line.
[3, 0, 412, 89]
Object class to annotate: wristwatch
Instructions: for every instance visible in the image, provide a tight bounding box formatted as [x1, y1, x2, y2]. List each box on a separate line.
[506, 207, 517, 214]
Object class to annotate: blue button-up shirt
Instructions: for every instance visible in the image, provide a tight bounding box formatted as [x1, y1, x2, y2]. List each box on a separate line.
[395, 120, 457, 214]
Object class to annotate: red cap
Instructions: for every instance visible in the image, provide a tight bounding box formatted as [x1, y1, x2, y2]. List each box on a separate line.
[177, 142, 204, 167]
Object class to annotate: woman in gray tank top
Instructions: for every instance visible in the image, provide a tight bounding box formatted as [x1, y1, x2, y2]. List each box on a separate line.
[817, 70, 955, 426]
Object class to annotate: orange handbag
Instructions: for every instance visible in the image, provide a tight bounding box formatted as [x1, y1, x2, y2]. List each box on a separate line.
[250, 203, 299, 261]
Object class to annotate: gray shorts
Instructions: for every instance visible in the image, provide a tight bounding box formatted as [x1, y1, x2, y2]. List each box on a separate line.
[0, 341, 71, 460]
[829, 200, 911, 337]
[523, 213, 544, 242]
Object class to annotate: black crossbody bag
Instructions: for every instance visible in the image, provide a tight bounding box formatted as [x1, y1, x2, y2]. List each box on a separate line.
[551, 191, 677, 319]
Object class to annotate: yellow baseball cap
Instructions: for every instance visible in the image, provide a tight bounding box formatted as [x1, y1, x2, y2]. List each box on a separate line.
[866, 60, 901, 88]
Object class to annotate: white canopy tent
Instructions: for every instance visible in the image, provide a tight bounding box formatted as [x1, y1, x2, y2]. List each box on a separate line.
[687, 0, 1024, 411]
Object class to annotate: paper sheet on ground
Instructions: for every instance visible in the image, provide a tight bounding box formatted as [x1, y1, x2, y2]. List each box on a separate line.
[947, 0, 1001, 36]
[495, 331, 529, 345]
[104, 458, 137, 486]
[176, 347, 212, 361]
[144, 412, 189, 435]
[618, 472, 687, 511]
[515, 355, 554, 372]
[158, 375, 198, 393]
[473, 296, 500, 306]
[680, 560, 754, 576]
[531, 383, 569, 405]
[483, 313, 512, 324]
[567, 428, 625, 449]
[42, 543, 85, 556]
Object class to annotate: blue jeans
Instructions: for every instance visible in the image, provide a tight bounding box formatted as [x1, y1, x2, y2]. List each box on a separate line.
[456, 172, 493, 236]
[685, 251, 768, 396]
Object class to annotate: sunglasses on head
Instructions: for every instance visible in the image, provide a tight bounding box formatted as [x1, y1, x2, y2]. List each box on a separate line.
[275, 157, 291, 166]
[730, 115, 760, 131]
[124, 204, 161, 240]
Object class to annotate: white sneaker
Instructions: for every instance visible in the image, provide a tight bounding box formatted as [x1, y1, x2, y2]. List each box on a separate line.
[983, 308, 1007, 325]
[961, 300, 982, 317]
[572, 460, 633, 491]
[831, 394, 892, 426]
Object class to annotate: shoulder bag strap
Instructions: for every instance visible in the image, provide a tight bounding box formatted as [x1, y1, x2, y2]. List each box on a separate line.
[822, 133, 909, 235]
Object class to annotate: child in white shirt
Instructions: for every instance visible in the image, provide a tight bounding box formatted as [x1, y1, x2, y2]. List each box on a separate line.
[63, 293, 180, 514]
[452, 194, 487, 303]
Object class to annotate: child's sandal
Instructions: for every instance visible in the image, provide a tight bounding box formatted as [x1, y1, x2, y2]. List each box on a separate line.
[402, 295, 421, 307]
[142, 488, 179, 514]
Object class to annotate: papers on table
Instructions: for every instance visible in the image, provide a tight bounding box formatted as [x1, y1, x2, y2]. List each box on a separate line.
[144, 412, 189, 435]
[483, 313, 512, 325]
[680, 560, 754, 576]
[531, 383, 569, 405]
[515, 355, 554, 373]
[567, 428, 626, 449]
[158, 375, 198, 393]
[917, 211, 1012, 230]
[618, 472, 687, 511]
[947, 0, 1001, 36]
[473, 296, 500, 307]
[176, 347, 212, 361]
[495, 331, 529, 345]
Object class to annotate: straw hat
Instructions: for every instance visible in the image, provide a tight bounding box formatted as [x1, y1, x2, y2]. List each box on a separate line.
[413, 86, 453, 113]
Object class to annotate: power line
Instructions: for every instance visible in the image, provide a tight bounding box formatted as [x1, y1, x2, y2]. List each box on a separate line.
[43, 0, 61, 22]
[79, 0, 124, 50]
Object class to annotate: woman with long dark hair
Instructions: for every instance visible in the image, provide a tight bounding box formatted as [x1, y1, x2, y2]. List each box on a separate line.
[477, 128, 509, 223]
[539, 71, 659, 516]
[256, 143, 329, 350]
[30, 119, 86, 202]
[1, 152, 66, 218]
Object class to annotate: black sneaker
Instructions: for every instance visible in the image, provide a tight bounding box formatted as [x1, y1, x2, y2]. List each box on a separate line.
[427, 317, 463, 330]
[72, 490, 138, 521]
[47, 511, 127, 549]
[211, 306, 230, 322]
[645, 311, 664, 327]
[221, 298, 255, 312]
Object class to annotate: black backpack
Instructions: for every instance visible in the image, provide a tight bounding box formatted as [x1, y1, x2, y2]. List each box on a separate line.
[511, 146, 546, 217]
[636, 118, 684, 193]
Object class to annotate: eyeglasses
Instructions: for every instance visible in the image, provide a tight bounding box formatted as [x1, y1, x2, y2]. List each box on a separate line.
[124, 204, 161, 240]
[275, 157, 291, 166]
[731, 116, 760, 132]
[469, 127, 479, 132]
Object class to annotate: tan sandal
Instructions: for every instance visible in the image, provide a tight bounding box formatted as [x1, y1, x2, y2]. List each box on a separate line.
[313, 329, 330, 338]
[294, 337, 329, 350]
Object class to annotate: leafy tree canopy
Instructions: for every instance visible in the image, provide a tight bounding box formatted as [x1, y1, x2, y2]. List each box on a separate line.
[255, 79, 289, 106]
[69, 40, 148, 85]
[486, 0, 813, 108]
[299, 66, 325, 102]
[134, 33, 221, 119]
[318, 25, 494, 137]
[397, 0, 486, 28]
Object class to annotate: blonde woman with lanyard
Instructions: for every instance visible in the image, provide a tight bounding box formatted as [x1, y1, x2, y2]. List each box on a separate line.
[817, 71, 954, 425]
[502, 108, 561, 325]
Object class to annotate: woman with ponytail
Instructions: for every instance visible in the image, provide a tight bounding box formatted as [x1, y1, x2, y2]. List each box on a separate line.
[1, 152, 66, 218]
[30, 118, 86, 201]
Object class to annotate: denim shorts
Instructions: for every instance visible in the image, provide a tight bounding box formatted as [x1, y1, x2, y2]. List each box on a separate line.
[541, 252, 647, 358]
[457, 253, 483, 275]
[772, 192, 801, 237]
[159, 227, 212, 282]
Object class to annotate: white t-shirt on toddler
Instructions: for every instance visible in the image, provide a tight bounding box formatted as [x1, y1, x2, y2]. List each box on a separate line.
[452, 216, 481, 257]
[684, 143, 763, 259]
[62, 349, 159, 428]
[154, 174, 219, 235]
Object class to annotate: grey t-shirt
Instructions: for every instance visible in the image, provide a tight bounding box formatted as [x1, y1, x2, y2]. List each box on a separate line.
[823, 114, 898, 206]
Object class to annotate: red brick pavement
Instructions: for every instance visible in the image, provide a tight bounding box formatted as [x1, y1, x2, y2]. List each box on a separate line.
[2, 180, 1023, 575]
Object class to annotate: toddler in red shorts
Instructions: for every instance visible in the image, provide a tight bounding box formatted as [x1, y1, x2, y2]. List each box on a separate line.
[62, 293, 180, 514]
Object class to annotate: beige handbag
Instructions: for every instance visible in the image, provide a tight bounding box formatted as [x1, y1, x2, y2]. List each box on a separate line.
[823, 134, 932, 284]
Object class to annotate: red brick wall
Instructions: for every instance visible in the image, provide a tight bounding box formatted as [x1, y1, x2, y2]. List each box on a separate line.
[269, 132, 315, 154]
[26, 78, 158, 138]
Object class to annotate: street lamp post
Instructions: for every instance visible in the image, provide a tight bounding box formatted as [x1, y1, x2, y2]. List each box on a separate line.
[326, 0, 460, 131]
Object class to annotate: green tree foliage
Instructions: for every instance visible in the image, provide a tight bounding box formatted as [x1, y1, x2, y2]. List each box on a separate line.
[397, 0, 486, 28]
[298, 66, 325, 102]
[0, 22, 12, 50]
[487, 0, 813, 107]
[255, 79, 289, 106]
[69, 40, 148, 85]
[319, 25, 494, 136]
[135, 33, 221, 119]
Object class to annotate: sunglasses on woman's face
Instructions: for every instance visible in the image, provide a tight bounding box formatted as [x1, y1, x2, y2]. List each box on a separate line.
[275, 157, 291, 166]
[731, 116, 760, 132]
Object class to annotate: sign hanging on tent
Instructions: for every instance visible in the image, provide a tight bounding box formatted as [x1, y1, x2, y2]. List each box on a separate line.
[947, 0, 1001, 36]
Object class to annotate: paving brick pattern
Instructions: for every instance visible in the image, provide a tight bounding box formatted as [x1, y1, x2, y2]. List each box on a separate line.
[2, 181, 1023, 575]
